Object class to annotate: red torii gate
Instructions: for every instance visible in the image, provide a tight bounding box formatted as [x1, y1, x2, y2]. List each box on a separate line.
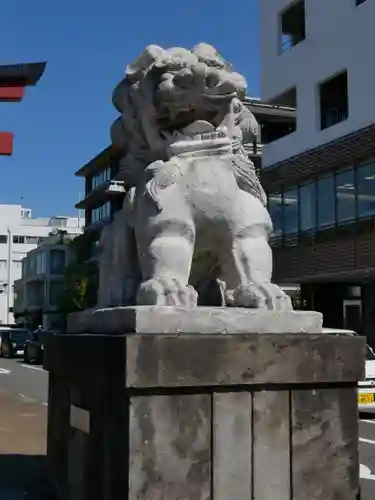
[0, 62, 46, 155]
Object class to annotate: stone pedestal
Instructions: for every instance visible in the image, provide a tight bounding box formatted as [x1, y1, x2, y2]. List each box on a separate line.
[67, 305, 323, 334]
[44, 326, 364, 500]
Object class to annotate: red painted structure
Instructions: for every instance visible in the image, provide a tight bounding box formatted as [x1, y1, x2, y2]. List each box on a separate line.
[0, 62, 46, 155]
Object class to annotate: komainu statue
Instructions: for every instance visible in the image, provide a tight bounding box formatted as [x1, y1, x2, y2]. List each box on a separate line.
[98, 43, 292, 310]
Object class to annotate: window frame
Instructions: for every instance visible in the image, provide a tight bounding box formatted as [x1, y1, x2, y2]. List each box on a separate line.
[318, 70, 349, 131]
[335, 168, 356, 224]
[279, 0, 307, 54]
[267, 158, 375, 248]
[283, 187, 299, 235]
[268, 192, 284, 238]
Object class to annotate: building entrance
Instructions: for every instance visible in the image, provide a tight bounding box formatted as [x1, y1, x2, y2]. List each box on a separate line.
[343, 299, 362, 334]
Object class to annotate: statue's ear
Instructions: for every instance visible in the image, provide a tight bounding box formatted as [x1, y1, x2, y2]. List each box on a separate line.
[125, 45, 167, 82]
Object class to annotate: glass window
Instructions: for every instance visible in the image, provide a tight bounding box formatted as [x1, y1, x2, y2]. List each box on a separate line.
[92, 202, 111, 224]
[49, 250, 66, 274]
[300, 183, 316, 231]
[36, 252, 46, 275]
[25, 236, 39, 244]
[317, 175, 335, 228]
[283, 188, 299, 234]
[336, 169, 356, 223]
[92, 166, 111, 189]
[49, 281, 64, 306]
[13, 235, 25, 244]
[0, 235, 7, 244]
[268, 193, 283, 237]
[357, 162, 375, 218]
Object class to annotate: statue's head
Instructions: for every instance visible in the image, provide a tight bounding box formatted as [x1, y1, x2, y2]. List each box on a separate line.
[149, 43, 247, 131]
[111, 43, 252, 157]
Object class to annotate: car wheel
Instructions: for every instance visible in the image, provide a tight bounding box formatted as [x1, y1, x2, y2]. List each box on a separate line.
[23, 350, 30, 363]
[0, 346, 3, 357]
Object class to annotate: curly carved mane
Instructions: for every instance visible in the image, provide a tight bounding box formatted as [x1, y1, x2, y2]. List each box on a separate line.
[108, 43, 265, 206]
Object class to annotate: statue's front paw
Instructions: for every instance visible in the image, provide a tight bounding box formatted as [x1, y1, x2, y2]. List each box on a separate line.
[137, 278, 198, 307]
[232, 283, 293, 311]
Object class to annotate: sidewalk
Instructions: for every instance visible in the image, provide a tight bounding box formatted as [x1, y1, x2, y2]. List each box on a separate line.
[0, 389, 53, 499]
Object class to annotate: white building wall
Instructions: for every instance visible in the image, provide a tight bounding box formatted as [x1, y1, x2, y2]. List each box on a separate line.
[0, 205, 82, 324]
[260, 0, 375, 166]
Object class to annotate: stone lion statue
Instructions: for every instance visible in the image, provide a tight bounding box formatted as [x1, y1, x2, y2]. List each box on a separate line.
[98, 43, 292, 310]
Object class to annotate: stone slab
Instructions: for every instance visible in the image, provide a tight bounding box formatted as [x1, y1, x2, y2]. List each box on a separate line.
[67, 305, 323, 335]
[253, 391, 290, 499]
[125, 334, 365, 388]
[129, 394, 211, 500]
[291, 387, 359, 500]
[44, 333, 365, 387]
[213, 392, 252, 500]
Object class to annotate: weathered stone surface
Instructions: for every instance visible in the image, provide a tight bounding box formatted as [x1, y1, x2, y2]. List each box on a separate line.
[67, 305, 322, 334]
[213, 392, 252, 500]
[45, 332, 364, 500]
[99, 43, 293, 312]
[291, 388, 359, 500]
[68, 309, 95, 334]
[125, 333, 365, 388]
[129, 394, 211, 500]
[253, 391, 290, 499]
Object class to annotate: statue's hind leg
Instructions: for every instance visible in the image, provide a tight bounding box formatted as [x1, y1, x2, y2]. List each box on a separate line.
[136, 227, 198, 307]
[228, 227, 292, 310]
[221, 192, 292, 310]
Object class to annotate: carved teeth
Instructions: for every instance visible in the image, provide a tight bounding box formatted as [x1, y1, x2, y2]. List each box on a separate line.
[192, 131, 227, 141]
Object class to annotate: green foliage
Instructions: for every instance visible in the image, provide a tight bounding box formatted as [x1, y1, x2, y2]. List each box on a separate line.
[58, 234, 99, 315]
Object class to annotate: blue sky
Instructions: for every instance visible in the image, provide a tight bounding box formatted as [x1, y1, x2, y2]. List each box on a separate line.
[0, 0, 260, 217]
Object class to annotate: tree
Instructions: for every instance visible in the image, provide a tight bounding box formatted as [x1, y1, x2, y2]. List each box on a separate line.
[58, 235, 98, 316]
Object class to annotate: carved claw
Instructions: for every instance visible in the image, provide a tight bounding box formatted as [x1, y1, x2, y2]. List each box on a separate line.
[232, 283, 293, 311]
[137, 278, 198, 307]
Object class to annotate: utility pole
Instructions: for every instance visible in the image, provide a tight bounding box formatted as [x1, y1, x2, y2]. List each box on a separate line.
[6, 227, 12, 323]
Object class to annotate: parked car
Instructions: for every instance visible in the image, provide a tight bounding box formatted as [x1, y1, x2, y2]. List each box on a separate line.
[322, 328, 375, 414]
[358, 344, 375, 414]
[23, 329, 57, 364]
[0, 328, 31, 358]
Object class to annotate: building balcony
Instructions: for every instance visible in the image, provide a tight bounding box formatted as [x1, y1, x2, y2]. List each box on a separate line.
[76, 180, 126, 210]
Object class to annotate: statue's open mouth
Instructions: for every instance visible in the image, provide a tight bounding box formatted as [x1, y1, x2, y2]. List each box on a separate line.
[156, 106, 226, 136]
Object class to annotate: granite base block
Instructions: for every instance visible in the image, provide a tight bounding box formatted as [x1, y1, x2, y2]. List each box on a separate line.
[44, 332, 364, 500]
[67, 305, 323, 334]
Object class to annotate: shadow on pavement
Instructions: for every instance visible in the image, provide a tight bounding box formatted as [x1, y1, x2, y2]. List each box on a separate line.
[0, 454, 54, 499]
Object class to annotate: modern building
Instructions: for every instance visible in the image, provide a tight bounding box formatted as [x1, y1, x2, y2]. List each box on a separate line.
[259, 0, 375, 340]
[13, 231, 78, 331]
[73, 99, 296, 303]
[0, 62, 46, 155]
[0, 204, 82, 324]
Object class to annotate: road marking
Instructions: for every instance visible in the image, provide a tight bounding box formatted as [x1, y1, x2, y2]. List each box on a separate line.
[359, 437, 375, 445]
[360, 464, 375, 481]
[0, 368, 10, 374]
[21, 364, 44, 371]
[362, 419, 375, 425]
[17, 393, 37, 403]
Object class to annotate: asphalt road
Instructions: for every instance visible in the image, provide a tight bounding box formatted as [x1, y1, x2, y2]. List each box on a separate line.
[1, 357, 375, 498]
[0, 357, 48, 404]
